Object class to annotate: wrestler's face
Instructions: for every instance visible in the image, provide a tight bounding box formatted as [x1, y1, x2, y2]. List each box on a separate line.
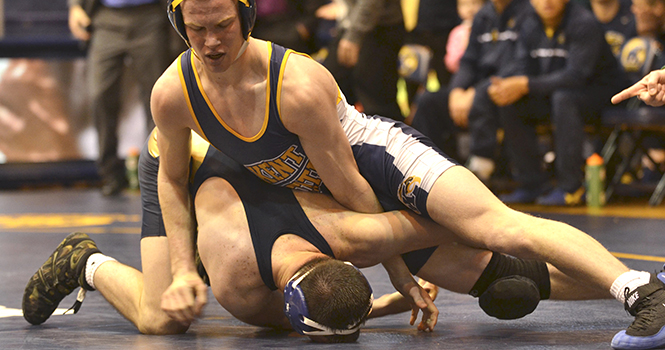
[531, 0, 569, 26]
[181, 0, 245, 72]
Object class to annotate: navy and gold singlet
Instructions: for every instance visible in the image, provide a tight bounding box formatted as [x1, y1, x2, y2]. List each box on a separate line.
[178, 43, 324, 193]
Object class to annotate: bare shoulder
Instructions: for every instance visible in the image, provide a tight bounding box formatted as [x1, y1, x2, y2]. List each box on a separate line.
[151, 59, 191, 134]
[279, 54, 338, 129]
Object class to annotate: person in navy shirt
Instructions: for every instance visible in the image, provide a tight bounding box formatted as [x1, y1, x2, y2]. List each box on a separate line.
[489, 0, 626, 206]
[409, 0, 531, 182]
[591, 0, 637, 59]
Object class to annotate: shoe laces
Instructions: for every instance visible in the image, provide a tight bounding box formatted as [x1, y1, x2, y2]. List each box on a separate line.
[64, 288, 87, 315]
[630, 296, 657, 332]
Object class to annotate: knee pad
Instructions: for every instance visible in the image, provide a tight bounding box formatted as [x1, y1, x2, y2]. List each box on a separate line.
[479, 275, 540, 320]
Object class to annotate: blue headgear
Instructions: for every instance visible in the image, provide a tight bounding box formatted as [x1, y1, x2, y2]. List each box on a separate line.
[283, 262, 373, 336]
[167, 0, 257, 47]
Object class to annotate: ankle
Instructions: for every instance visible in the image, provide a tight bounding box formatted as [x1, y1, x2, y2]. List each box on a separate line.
[610, 270, 651, 303]
[84, 253, 117, 290]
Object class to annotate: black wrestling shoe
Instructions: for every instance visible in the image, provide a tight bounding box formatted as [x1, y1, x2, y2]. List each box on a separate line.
[611, 274, 665, 349]
[22, 232, 100, 325]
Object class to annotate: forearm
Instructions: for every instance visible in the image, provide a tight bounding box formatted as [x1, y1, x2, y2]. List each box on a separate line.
[158, 174, 197, 276]
[341, 209, 447, 267]
[346, 178, 383, 213]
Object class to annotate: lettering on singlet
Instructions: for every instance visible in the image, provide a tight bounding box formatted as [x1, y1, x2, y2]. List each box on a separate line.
[244, 145, 322, 192]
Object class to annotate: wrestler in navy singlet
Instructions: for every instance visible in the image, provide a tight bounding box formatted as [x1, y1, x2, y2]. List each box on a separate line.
[138, 130, 437, 286]
[178, 42, 457, 218]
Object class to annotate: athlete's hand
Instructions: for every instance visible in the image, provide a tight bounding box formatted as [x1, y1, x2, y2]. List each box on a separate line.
[161, 271, 208, 325]
[367, 279, 439, 321]
[418, 279, 439, 302]
[612, 70, 665, 106]
[382, 257, 438, 331]
[404, 279, 439, 331]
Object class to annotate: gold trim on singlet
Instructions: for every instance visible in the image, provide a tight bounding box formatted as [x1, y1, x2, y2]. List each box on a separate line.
[189, 132, 209, 182]
[189, 44, 271, 143]
[148, 128, 160, 158]
[275, 48, 292, 122]
[178, 52, 211, 145]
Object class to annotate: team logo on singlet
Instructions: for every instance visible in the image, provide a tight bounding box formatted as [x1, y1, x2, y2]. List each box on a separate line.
[245, 145, 323, 192]
[398, 176, 421, 214]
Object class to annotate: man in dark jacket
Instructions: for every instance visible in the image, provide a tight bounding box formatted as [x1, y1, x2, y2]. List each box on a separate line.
[410, 0, 531, 182]
[490, 0, 626, 205]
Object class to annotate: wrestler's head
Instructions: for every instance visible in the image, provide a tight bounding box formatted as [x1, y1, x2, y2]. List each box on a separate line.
[167, 0, 256, 71]
[284, 257, 373, 343]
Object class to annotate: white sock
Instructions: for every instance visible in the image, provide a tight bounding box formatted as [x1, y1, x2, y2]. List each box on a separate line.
[610, 270, 652, 303]
[85, 253, 117, 290]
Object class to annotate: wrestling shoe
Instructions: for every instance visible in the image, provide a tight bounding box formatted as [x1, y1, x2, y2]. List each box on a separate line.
[22, 232, 100, 325]
[611, 274, 665, 349]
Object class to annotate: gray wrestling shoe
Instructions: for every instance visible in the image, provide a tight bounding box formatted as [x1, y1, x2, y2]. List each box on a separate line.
[611, 273, 665, 349]
[22, 232, 100, 325]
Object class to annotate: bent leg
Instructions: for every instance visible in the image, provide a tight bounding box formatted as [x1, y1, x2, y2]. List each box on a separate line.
[93, 237, 189, 334]
[425, 166, 629, 292]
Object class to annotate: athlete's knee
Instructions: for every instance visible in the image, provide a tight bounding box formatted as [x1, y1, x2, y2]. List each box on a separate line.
[469, 252, 551, 320]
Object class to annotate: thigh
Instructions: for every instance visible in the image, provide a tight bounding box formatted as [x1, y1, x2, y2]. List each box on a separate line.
[425, 165, 521, 247]
[345, 114, 457, 216]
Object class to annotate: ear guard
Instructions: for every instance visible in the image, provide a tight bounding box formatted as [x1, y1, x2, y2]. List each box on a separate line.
[283, 263, 373, 336]
[167, 0, 257, 47]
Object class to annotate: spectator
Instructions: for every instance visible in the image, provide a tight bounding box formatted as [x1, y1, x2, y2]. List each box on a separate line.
[591, 0, 637, 58]
[251, 0, 329, 54]
[321, 0, 405, 121]
[409, 0, 531, 182]
[401, 0, 459, 106]
[619, 0, 665, 85]
[617, 0, 665, 182]
[445, 0, 487, 74]
[492, 0, 626, 205]
[68, 0, 172, 196]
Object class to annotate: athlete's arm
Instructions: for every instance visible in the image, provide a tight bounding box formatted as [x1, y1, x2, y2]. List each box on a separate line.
[278, 56, 438, 322]
[151, 64, 208, 324]
[279, 54, 383, 214]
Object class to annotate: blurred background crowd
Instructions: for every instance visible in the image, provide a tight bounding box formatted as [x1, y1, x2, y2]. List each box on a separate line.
[1, 0, 664, 205]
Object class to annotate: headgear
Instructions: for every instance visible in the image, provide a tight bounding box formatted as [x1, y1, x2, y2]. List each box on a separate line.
[283, 262, 373, 336]
[167, 0, 256, 47]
